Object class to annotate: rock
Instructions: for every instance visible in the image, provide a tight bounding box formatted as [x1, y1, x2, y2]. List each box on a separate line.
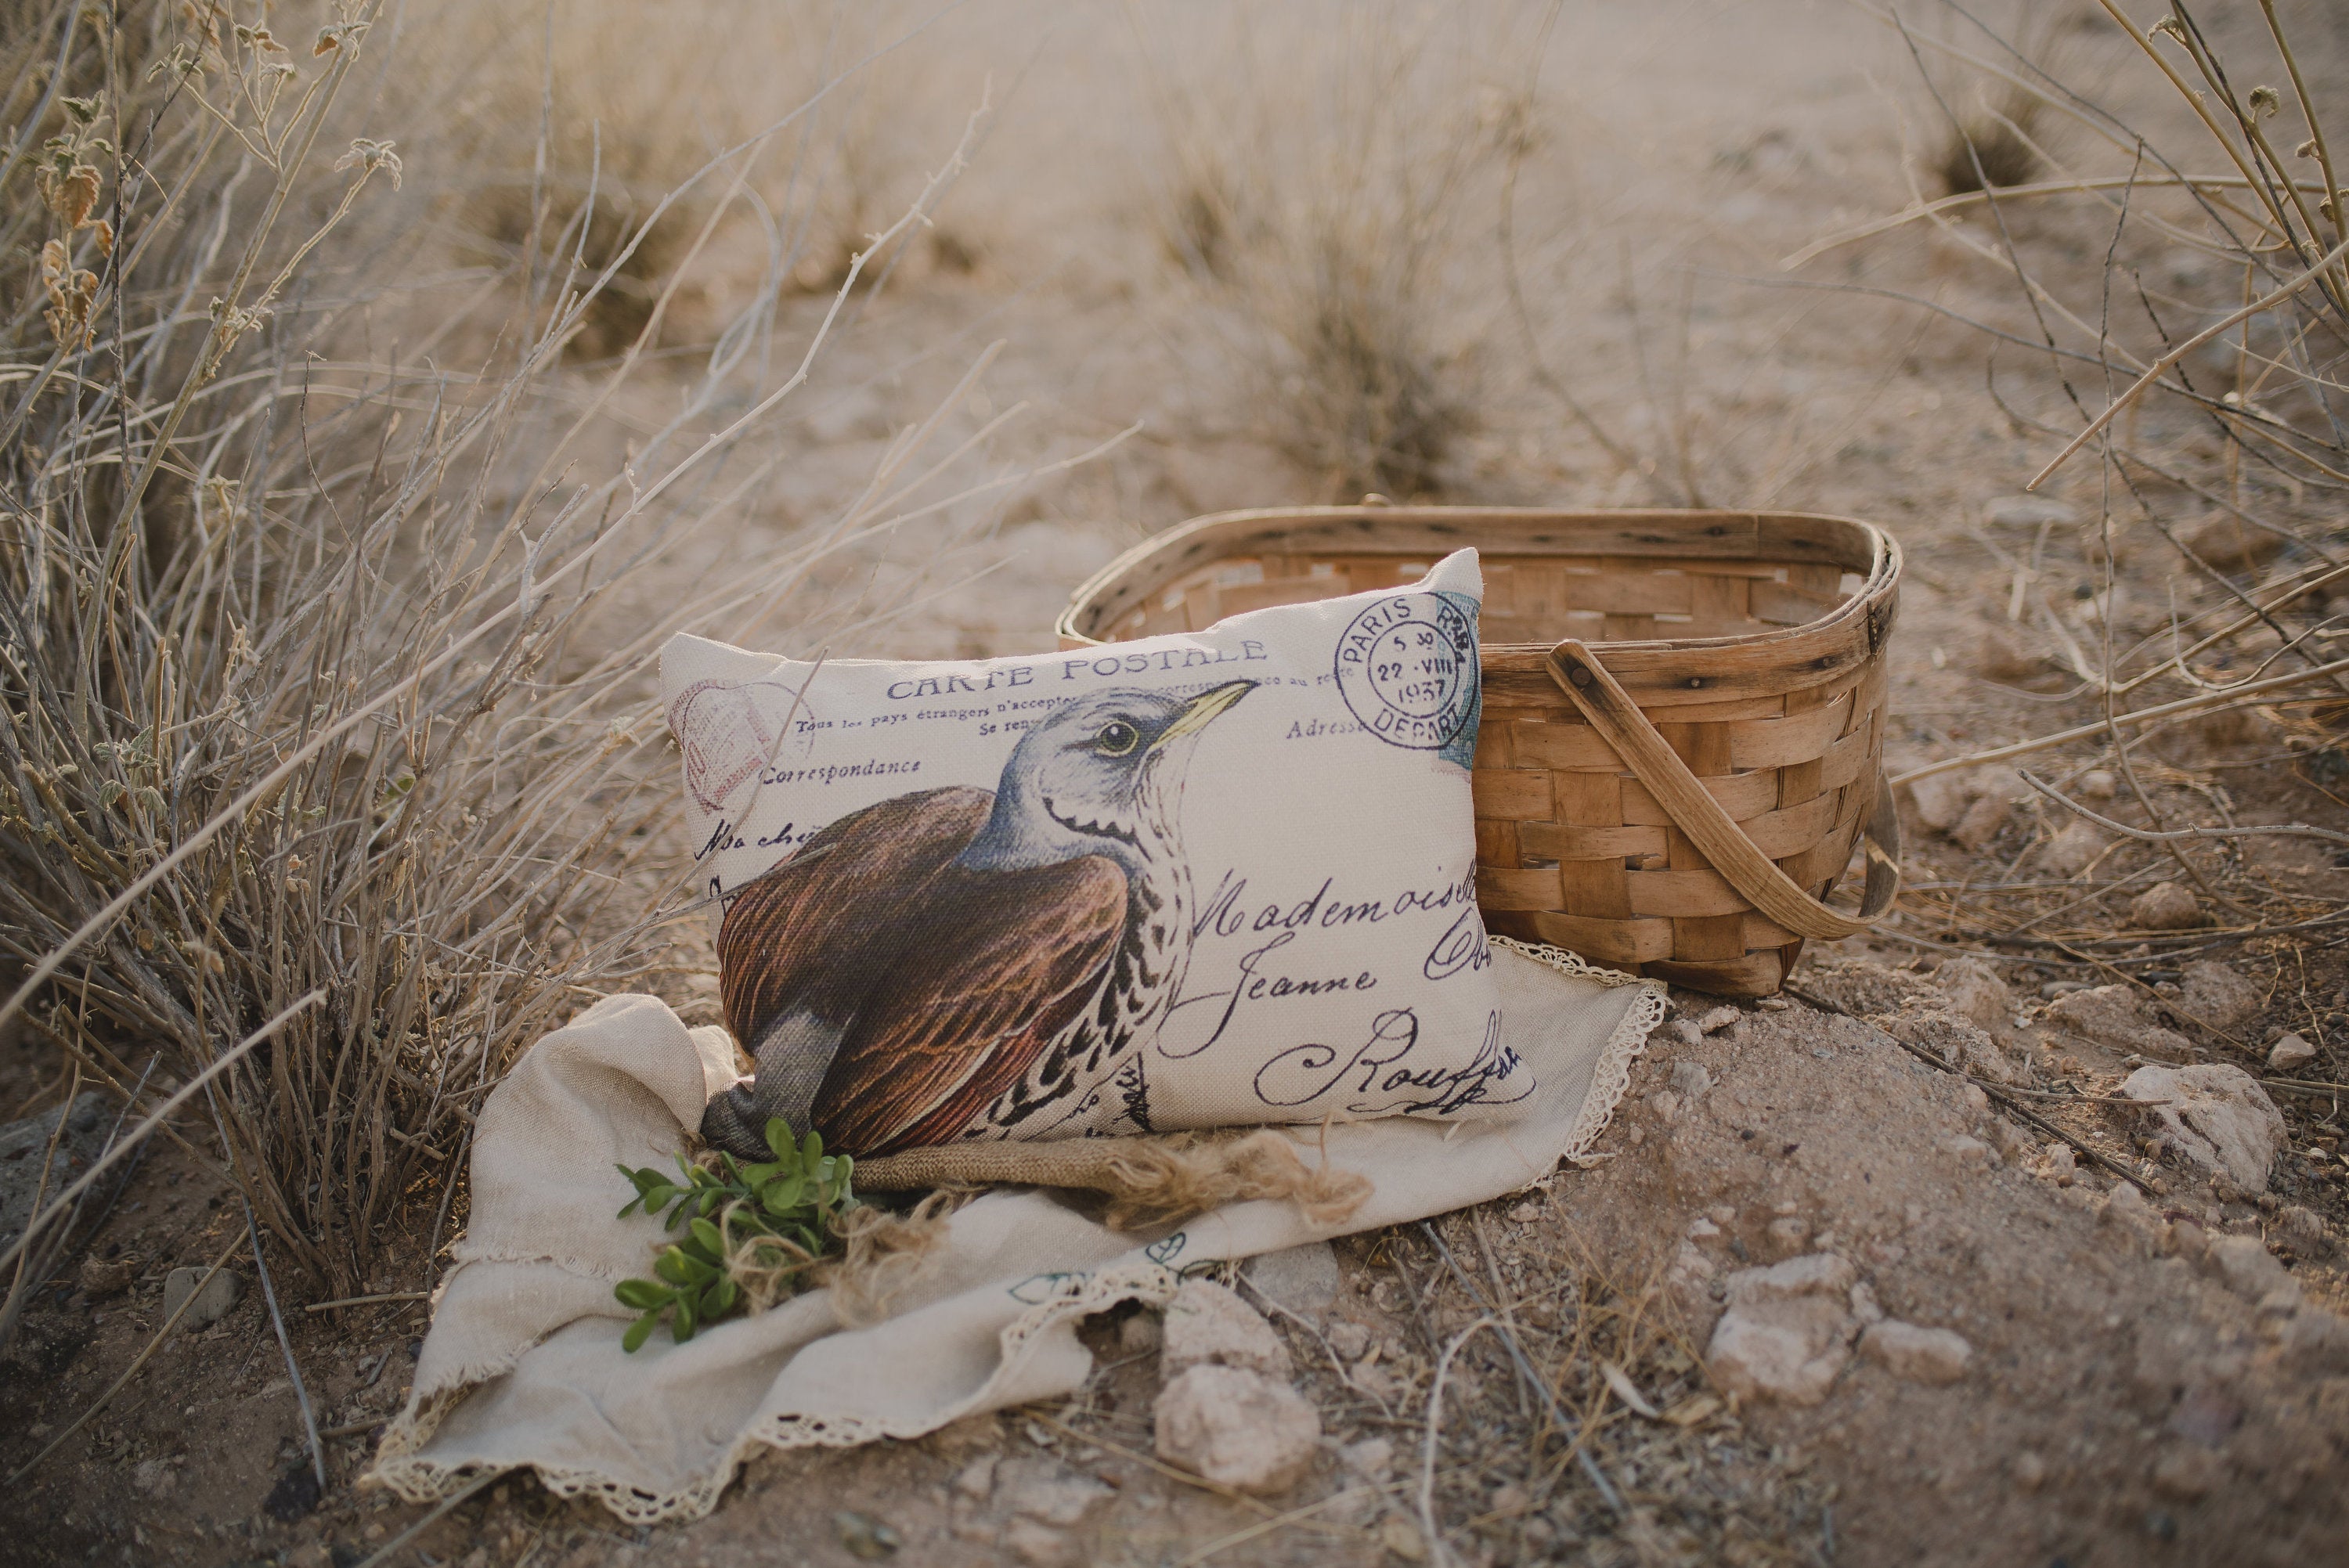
[1649, 1090, 1683, 1122]
[1687, 1216, 1722, 1242]
[163, 1264, 242, 1328]
[1003, 1518, 1077, 1568]
[1983, 495, 2077, 529]
[2203, 1234, 2297, 1305]
[1117, 1312, 1162, 1356]
[1906, 773, 1972, 833]
[1488, 1482, 1531, 1516]
[2040, 1143, 2078, 1185]
[999, 1462, 1114, 1528]
[2268, 1033, 2316, 1072]
[78, 1254, 138, 1297]
[0, 1093, 109, 1249]
[1326, 1321, 1372, 1361]
[131, 1458, 175, 1498]
[1377, 1516, 1427, 1561]
[1341, 1437, 1393, 1480]
[833, 1510, 900, 1560]
[952, 1456, 998, 1500]
[2130, 881, 2202, 931]
[1162, 1278, 1289, 1379]
[1506, 1200, 1542, 1223]
[2045, 985, 2196, 1063]
[1670, 1018, 1704, 1047]
[1930, 957, 2014, 1031]
[1849, 1281, 1884, 1325]
[1695, 1006, 1741, 1035]
[2273, 1205, 2329, 1255]
[2151, 1444, 2225, 1501]
[1671, 1062, 1714, 1101]
[2078, 769, 2119, 800]
[1705, 1253, 1857, 1407]
[2037, 820, 2108, 878]
[1240, 1242, 1340, 1321]
[2012, 1451, 2049, 1491]
[1952, 793, 2012, 852]
[1667, 1242, 1717, 1315]
[1153, 1364, 1322, 1494]
[1943, 1134, 1993, 1166]
[1972, 626, 2046, 682]
[1765, 1217, 1810, 1255]
[1860, 1320, 1973, 1384]
[2121, 1063, 2286, 1196]
[2170, 961, 2262, 1030]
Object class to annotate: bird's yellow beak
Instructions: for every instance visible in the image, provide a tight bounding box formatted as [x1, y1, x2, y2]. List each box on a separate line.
[1156, 679, 1254, 746]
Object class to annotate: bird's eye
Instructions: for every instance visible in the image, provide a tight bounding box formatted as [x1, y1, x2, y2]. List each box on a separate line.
[1095, 719, 1139, 755]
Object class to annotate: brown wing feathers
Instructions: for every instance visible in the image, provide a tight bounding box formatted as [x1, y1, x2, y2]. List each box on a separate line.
[717, 784, 1127, 1156]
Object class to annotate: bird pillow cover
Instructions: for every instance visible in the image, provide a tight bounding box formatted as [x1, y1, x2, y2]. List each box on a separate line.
[659, 548, 1532, 1160]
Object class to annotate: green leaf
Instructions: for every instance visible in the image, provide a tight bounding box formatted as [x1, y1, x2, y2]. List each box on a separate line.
[803, 1130, 823, 1165]
[654, 1248, 696, 1287]
[690, 1217, 724, 1256]
[760, 1174, 804, 1213]
[709, 1274, 738, 1314]
[673, 1293, 698, 1341]
[622, 1310, 661, 1354]
[615, 1278, 670, 1311]
[763, 1117, 794, 1159]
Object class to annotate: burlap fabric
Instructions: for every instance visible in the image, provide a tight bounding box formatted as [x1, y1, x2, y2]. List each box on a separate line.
[366, 939, 1661, 1523]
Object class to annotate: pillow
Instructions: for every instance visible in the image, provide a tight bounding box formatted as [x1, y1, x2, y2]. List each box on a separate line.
[660, 548, 1532, 1159]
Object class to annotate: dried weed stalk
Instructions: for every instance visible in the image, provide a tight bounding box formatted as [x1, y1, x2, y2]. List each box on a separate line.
[0, 0, 1073, 1300]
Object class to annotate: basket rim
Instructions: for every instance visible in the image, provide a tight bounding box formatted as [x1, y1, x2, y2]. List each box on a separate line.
[1057, 505, 1902, 661]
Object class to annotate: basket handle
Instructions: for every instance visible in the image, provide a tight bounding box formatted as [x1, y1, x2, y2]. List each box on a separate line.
[1543, 640, 1900, 942]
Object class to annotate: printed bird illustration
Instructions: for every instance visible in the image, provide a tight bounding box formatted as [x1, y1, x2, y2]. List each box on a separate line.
[700, 680, 1254, 1159]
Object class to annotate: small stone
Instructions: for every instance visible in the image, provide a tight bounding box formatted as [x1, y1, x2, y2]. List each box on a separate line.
[1003, 1518, 1077, 1568]
[1117, 1313, 1162, 1356]
[1241, 1242, 1340, 1321]
[1972, 627, 2045, 682]
[1705, 1253, 1857, 1407]
[1649, 1090, 1682, 1122]
[1983, 495, 2077, 529]
[1001, 1464, 1114, 1528]
[1506, 1200, 1542, 1224]
[1765, 1217, 1810, 1255]
[2130, 881, 2202, 931]
[2119, 1064, 2286, 1196]
[833, 1510, 900, 1560]
[2011, 1451, 2048, 1491]
[2040, 1144, 2078, 1185]
[2037, 820, 2107, 878]
[1326, 1321, 1372, 1361]
[952, 1456, 998, 1501]
[1377, 1516, 1427, 1561]
[1488, 1483, 1531, 1516]
[1342, 1437, 1393, 1479]
[1687, 1217, 1722, 1243]
[1859, 1320, 1972, 1385]
[2268, 1033, 2316, 1072]
[78, 1255, 138, 1298]
[1671, 1019, 1704, 1047]
[1952, 793, 2012, 852]
[1943, 1134, 1992, 1166]
[1849, 1281, 1884, 1324]
[1671, 1062, 1714, 1101]
[2078, 770, 2119, 800]
[1906, 773, 1972, 832]
[2181, 513, 2286, 575]
[1929, 957, 2013, 1032]
[1885, 1004, 2019, 1083]
[1154, 1364, 1322, 1494]
[1697, 1006, 1740, 1035]
[2045, 986, 2196, 1064]
[1162, 1278, 1289, 1379]
[2273, 1205, 2329, 1255]
[1961, 1083, 1990, 1115]
[2203, 1234, 2297, 1306]
[2171, 961, 2263, 1030]
[162, 1266, 241, 1329]
[2151, 1445, 2225, 1501]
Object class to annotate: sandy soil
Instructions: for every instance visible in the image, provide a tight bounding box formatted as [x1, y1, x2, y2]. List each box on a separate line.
[6, 2, 2349, 1564]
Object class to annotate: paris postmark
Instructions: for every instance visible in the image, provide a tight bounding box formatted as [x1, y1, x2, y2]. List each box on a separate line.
[1332, 590, 1481, 752]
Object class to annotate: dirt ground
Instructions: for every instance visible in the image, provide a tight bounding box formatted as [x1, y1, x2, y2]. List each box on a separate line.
[6, 1, 2349, 1564]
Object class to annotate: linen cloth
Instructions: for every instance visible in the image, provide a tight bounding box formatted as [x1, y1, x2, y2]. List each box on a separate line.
[367, 940, 1660, 1523]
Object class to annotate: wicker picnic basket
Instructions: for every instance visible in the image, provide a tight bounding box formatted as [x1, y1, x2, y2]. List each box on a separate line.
[1057, 506, 1903, 998]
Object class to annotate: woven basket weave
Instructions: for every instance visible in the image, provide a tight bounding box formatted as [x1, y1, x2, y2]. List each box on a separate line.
[1057, 506, 1903, 998]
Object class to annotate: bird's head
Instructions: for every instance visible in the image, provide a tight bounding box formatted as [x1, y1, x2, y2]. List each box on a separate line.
[957, 680, 1254, 878]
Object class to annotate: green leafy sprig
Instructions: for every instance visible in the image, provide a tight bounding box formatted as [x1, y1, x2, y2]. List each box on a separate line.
[612, 1119, 857, 1351]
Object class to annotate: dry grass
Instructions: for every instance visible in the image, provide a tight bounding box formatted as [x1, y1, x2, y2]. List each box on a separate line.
[0, 0, 1073, 1305]
[1135, 5, 1546, 499]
